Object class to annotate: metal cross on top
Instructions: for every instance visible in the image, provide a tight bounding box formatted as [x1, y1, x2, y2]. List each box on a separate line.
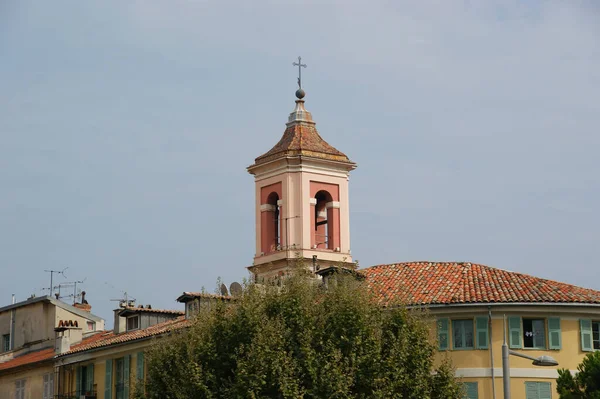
[293, 56, 307, 89]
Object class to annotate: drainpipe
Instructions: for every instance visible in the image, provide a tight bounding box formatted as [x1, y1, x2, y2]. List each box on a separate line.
[9, 294, 15, 350]
[489, 306, 497, 399]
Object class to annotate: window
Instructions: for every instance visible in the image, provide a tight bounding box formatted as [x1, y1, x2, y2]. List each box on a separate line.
[126, 315, 139, 331]
[314, 191, 332, 249]
[87, 321, 95, 331]
[593, 321, 600, 350]
[43, 373, 54, 399]
[523, 318, 546, 349]
[115, 358, 125, 399]
[453, 320, 474, 349]
[525, 381, 552, 399]
[2, 334, 9, 352]
[115, 356, 130, 399]
[463, 382, 478, 399]
[15, 379, 25, 399]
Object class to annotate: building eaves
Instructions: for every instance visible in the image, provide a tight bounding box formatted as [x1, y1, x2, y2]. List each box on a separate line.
[118, 307, 184, 317]
[56, 316, 189, 358]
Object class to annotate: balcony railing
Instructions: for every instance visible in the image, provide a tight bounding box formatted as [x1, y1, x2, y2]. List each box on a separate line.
[55, 389, 97, 399]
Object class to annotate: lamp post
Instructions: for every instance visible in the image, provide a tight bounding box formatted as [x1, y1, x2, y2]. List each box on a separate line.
[502, 315, 559, 399]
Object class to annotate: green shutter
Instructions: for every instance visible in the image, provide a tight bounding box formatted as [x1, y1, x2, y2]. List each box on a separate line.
[538, 382, 551, 399]
[76, 366, 83, 396]
[463, 382, 478, 399]
[438, 318, 449, 350]
[104, 360, 112, 399]
[508, 316, 522, 349]
[86, 363, 94, 393]
[137, 352, 145, 381]
[525, 382, 538, 399]
[548, 317, 561, 350]
[476, 317, 488, 349]
[124, 355, 130, 398]
[581, 319, 593, 352]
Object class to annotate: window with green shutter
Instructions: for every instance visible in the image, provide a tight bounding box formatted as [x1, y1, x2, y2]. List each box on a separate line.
[525, 381, 551, 399]
[475, 317, 488, 349]
[123, 355, 130, 399]
[453, 319, 474, 349]
[104, 360, 112, 399]
[86, 363, 94, 393]
[438, 318, 449, 350]
[463, 382, 478, 399]
[580, 319, 593, 352]
[548, 317, 561, 350]
[76, 366, 83, 397]
[508, 316, 522, 349]
[137, 352, 145, 381]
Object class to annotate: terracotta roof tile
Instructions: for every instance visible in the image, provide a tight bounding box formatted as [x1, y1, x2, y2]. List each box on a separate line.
[0, 332, 107, 372]
[57, 316, 189, 357]
[364, 261, 600, 307]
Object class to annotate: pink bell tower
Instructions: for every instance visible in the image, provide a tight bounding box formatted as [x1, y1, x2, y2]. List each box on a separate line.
[247, 77, 356, 282]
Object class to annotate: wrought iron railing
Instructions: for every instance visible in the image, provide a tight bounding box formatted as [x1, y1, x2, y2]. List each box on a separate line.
[55, 389, 97, 399]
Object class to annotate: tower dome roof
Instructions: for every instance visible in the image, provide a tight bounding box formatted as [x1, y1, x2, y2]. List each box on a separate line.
[252, 97, 352, 167]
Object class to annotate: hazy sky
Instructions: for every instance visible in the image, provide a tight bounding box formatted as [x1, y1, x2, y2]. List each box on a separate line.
[1, 1, 599, 326]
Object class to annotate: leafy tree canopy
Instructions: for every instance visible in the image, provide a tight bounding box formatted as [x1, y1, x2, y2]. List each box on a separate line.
[557, 351, 600, 399]
[136, 272, 462, 399]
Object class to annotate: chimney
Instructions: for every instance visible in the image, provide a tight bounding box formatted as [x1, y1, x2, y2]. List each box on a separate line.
[113, 309, 126, 334]
[73, 291, 92, 312]
[55, 333, 70, 355]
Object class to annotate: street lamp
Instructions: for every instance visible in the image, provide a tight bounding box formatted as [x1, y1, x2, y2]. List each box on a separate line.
[502, 315, 559, 399]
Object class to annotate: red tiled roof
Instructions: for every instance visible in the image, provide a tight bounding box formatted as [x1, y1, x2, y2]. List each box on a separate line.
[0, 332, 107, 372]
[253, 124, 351, 165]
[57, 316, 189, 357]
[364, 262, 600, 307]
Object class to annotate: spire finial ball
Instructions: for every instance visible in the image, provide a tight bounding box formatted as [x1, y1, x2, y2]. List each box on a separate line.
[295, 88, 305, 99]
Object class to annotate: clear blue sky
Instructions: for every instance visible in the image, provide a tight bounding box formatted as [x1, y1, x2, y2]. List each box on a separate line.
[1, 1, 599, 326]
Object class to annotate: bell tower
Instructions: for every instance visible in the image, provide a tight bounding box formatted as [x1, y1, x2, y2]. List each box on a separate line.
[247, 75, 356, 282]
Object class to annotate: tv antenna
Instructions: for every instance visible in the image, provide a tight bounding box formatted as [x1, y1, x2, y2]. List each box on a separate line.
[110, 292, 136, 309]
[44, 268, 68, 295]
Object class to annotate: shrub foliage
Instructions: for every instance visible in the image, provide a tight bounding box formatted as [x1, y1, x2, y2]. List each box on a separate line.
[136, 273, 462, 399]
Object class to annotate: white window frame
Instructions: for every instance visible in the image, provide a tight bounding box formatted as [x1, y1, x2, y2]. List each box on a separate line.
[43, 373, 54, 399]
[15, 379, 25, 399]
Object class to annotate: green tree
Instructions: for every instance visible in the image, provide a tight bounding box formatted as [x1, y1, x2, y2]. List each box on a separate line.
[557, 351, 600, 399]
[136, 272, 462, 399]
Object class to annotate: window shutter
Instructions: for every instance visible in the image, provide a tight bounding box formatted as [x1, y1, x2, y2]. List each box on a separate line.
[86, 363, 94, 392]
[438, 318, 449, 350]
[508, 316, 522, 349]
[76, 365, 82, 396]
[525, 382, 538, 399]
[137, 352, 145, 381]
[548, 317, 561, 350]
[580, 319, 593, 352]
[476, 317, 489, 349]
[124, 354, 130, 398]
[104, 360, 112, 399]
[43, 374, 49, 399]
[538, 382, 551, 399]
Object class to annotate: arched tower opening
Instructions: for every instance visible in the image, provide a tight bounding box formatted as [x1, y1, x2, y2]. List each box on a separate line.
[313, 190, 334, 250]
[261, 191, 281, 254]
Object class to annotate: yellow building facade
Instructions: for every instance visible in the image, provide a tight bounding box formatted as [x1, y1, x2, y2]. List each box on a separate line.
[365, 261, 600, 399]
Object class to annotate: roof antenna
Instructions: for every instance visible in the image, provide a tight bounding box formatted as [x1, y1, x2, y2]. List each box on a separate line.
[44, 268, 68, 297]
